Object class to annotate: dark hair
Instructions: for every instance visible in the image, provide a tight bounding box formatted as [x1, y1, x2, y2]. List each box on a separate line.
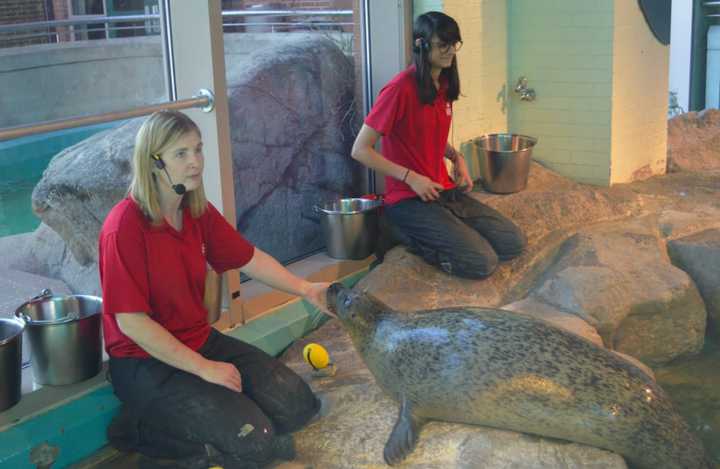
[412, 11, 461, 105]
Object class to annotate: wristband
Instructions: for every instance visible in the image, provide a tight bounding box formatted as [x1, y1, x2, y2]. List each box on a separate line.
[402, 169, 410, 183]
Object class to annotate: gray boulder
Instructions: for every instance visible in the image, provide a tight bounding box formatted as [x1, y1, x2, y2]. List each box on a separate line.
[668, 228, 720, 333]
[227, 36, 360, 263]
[667, 109, 720, 173]
[3, 223, 101, 296]
[528, 219, 707, 366]
[25, 36, 359, 291]
[356, 163, 647, 313]
[31, 119, 140, 267]
[658, 208, 720, 240]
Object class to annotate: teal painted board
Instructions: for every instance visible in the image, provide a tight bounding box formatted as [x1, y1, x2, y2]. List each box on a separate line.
[0, 385, 119, 469]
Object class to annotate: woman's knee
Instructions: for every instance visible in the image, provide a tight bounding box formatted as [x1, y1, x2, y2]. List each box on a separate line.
[269, 369, 321, 433]
[497, 227, 527, 261]
[217, 414, 276, 464]
[437, 248, 499, 279]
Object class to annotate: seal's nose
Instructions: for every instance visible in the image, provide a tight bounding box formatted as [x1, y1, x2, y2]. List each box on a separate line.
[326, 282, 344, 314]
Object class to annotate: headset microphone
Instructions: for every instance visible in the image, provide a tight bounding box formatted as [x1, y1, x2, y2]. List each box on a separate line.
[165, 168, 187, 195]
[152, 154, 187, 195]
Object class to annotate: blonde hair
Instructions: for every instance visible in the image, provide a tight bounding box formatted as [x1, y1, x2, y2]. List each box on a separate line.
[129, 110, 208, 223]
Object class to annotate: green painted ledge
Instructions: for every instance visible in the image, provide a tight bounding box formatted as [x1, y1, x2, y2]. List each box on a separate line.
[0, 271, 366, 469]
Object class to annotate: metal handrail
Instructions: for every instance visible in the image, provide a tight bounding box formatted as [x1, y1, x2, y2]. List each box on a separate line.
[0, 15, 159, 33]
[222, 9, 351, 17]
[0, 90, 213, 141]
[0, 10, 352, 34]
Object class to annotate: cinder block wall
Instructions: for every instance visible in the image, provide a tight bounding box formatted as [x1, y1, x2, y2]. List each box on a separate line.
[507, 0, 614, 186]
[610, 1, 668, 183]
[414, 0, 669, 187]
[414, 0, 509, 180]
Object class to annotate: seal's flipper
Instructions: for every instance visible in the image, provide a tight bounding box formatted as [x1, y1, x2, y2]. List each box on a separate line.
[383, 396, 426, 466]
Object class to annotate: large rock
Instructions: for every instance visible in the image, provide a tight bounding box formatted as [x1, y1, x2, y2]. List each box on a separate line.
[2, 223, 100, 296]
[667, 109, 720, 173]
[31, 119, 140, 267]
[357, 163, 646, 312]
[227, 37, 360, 263]
[668, 228, 720, 332]
[280, 321, 627, 469]
[658, 208, 720, 240]
[528, 218, 707, 366]
[26, 36, 359, 291]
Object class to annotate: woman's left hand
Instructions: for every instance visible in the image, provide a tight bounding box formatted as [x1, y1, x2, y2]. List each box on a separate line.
[302, 282, 336, 318]
[453, 156, 474, 192]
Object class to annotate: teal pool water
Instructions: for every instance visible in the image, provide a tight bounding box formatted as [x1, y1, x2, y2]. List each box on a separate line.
[0, 122, 120, 237]
[656, 333, 720, 466]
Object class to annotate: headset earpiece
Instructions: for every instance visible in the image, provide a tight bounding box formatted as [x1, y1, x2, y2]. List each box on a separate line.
[152, 153, 165, 170]
[414, 37, 429, 53]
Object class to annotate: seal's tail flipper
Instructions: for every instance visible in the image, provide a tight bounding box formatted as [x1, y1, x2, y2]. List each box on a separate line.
[383, 396, 426, 466]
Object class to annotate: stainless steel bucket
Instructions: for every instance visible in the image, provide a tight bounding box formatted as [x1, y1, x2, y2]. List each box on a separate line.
[474, 133, 538, 194]
[15, 290, 102, 386]
[314, 198, 382, 260]
[0, 317, 25, 410]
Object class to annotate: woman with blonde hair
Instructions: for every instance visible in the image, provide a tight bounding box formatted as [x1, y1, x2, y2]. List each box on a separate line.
[100, 110, 329, 468]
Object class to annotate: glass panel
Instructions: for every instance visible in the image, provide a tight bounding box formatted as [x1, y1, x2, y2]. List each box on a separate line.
[0, 1, 167, 379]
[70, 0, 107, 40]
[222, 0, 362, 264]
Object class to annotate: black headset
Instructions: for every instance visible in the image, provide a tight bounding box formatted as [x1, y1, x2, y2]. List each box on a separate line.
[151, 153, 186, 195]
[151, 153, 165, 169]
[413, 37, 429, 53]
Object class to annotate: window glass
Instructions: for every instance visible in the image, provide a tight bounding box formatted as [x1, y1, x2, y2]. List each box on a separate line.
[221, 0, 362, 263]
[0, 0, 168, 386]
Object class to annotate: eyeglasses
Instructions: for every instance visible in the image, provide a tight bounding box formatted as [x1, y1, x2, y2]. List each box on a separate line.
[431, 40, 463, 54]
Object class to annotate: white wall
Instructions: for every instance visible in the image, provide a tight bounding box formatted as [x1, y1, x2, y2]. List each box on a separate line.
[670, 0, 692, 112]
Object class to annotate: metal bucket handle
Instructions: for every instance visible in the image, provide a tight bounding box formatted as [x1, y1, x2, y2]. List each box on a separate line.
[15, 289, 80, 325]
[314, 199, 383, 215]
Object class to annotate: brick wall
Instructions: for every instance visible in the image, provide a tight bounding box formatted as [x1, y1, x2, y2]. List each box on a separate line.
[0, 0, 50, 48]
[445, 0, 508, 181]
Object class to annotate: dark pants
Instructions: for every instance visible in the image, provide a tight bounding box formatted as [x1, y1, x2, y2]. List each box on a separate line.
[384, 189, 526, 279]
[107, 329, 320, 469]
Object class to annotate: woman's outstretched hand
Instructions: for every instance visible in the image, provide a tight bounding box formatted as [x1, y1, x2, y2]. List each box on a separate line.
[302, 282, 336, 318]
[406, 171, 444, 201]
[200, 359, 243, 392]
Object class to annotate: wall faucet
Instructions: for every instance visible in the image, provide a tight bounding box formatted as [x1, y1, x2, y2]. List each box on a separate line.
[514, 77, 536, 102]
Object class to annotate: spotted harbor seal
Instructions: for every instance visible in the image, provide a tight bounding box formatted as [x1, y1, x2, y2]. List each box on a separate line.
[326, 283, 712, 468]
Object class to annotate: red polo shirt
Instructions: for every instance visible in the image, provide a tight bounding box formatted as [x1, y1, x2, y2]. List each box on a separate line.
[365, 66, 455, 205]
[99, 198, 254, 358]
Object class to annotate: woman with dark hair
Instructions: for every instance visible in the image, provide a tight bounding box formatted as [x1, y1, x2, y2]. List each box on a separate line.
[352, 11, 526, 279]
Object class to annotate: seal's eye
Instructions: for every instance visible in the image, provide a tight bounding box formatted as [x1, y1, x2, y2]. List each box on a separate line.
[343, 296, 353, 308]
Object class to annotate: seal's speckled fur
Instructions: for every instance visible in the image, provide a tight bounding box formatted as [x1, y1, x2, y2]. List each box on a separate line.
[326, 283, 711, 469]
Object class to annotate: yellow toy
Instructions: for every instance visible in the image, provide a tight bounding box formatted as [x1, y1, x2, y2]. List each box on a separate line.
[303, 343, 330, 369]
[303, 343, 336, 377]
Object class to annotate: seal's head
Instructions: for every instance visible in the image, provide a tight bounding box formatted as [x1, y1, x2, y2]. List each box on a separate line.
[326, 283, 384, 336]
